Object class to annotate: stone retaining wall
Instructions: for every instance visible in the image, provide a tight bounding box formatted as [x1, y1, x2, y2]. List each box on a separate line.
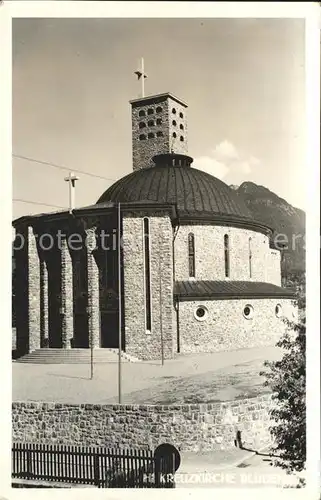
[12, 394, 274, 452]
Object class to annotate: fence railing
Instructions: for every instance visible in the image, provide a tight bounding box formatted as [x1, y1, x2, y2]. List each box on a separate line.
[12, 442, 176, 488]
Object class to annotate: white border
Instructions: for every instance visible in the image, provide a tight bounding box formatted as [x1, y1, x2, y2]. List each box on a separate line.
[1, 3, 320, 500]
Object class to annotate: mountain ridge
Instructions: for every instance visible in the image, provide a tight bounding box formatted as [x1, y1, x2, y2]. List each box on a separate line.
[231, 181, 305, 274]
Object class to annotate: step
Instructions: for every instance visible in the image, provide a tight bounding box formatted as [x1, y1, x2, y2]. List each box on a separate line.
[14, 349, 140, 364]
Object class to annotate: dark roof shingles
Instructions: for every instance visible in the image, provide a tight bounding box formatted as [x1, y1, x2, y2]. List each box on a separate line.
[174, 280, 296, 300]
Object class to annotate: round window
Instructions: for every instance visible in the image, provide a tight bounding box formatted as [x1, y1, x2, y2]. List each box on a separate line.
[243, 304, 254, 320]
[194, 306, 208, 322]
[275, 304, 283, 318]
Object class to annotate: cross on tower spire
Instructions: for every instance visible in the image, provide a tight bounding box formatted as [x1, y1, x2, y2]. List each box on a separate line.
[134, 57, 148, 98]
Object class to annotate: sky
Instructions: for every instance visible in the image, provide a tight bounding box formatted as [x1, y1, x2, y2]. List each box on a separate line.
[12, 17, 306, 220]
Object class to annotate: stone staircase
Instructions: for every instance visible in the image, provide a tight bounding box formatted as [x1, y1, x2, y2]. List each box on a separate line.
[14, 348, 140, 364]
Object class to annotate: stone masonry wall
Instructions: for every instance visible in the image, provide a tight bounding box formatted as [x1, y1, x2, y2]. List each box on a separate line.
[178, 298, 295, 354]
[61, 236, 74, 349]
[122, 213, 175, 360]
[86, 228, 100, 348]
[174, 225, 279, 283]
[39, 259, 49, 347]
[12, 394, 275, 452]
[28, 226, 41, 352]
[266, 250, 282, 286]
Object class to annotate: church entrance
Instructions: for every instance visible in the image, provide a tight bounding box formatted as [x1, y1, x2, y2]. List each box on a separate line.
[72, 252, 89, 348]
[98, 240, 120, 349]
[101, 311, 119, 348]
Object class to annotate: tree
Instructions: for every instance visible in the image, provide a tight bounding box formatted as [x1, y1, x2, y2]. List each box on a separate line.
[261, 310, 306, 478]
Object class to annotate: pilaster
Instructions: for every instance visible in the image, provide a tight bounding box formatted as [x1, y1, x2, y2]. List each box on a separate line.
[28, 226, 41, 352]
[86, 228, 100, 347]
[40, 259, 49, 347]
[61, 236, 74, 348]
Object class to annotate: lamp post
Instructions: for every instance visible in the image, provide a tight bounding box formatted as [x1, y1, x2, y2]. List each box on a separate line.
[118, 202, 122, 403]
[86, 304, 94, 380]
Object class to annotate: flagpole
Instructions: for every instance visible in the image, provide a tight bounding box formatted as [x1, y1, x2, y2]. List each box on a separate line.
[141, 57, 145, 98]
[118, 201, 122, 404]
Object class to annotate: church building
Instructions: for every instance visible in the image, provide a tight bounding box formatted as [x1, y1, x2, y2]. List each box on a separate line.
[13, 91, 297, 361]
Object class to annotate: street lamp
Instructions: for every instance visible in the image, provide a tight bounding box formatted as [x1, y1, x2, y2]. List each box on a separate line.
[118, 202, 122, 403]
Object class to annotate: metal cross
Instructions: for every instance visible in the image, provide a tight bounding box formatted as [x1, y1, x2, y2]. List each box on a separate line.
[64, 172, 79, 213]
[134, 57, 148, 98]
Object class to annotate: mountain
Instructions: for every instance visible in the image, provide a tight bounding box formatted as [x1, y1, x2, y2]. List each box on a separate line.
[232, 182, 305, 275]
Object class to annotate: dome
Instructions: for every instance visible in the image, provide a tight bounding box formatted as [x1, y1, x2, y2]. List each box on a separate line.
[97, 153, 254, 222]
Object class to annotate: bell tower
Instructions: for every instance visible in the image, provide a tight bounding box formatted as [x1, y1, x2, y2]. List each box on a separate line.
[130, 92, 188, 172]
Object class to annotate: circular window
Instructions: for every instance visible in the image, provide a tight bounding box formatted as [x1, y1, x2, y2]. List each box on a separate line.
[148, 120, 155, 127]
[156, 118, 162, 125]
[194, 306, 208, 322]
[172, 120, 177, 126]
[156, 106, 162, 113]
[148, 132, 155, 139]
[139, 122, 146, 129]
[179, 112, 184, 119]
[147, 108, 154, 115]
[156, 131, 163, 137]
[275, 304, 283, 318]
[139, 110, 145, 117]
[139, 134, 146, 141]
[172, 108, 176, 114]
[243, 304, 254, 320]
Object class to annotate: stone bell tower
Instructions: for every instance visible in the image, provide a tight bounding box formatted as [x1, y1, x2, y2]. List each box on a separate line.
[130, 92, 188, 172]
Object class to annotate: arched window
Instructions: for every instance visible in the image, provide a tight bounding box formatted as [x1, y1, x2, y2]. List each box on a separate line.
[179, 112, 184, 119]
[156, 106, 162, 113]
[139, 134, 146, 141]
[148, 132, 155, 139]
[188, 233, 195, 278]
[172, 120, 177, 126]
[147, 108, 154, 115]
[172, 108, 176, 114]
[249, 237, 252, 278]
[143, 218, 152, 332]
[180, 136, 184, 142]
[139, 122, 146, 129]
[139, 110, 145, 117]
[172, 132, 177, 139]
[224, 234, 230, 278]
[148, 120, 154, 127]
[180, 124, 184, 130]
[156, 118, 162, 125]
[156, 131, 164, 137]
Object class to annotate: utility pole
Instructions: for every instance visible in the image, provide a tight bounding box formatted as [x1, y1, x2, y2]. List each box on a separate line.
[64, 172, 79, 213]
[90, 297, 94, 380]
[134, 57, 148, 98]
[118, 202, 122, 403]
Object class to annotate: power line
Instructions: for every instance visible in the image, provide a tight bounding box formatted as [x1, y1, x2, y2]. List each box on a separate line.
[12, 154, 117, 183]
[13, 198, 67, 209]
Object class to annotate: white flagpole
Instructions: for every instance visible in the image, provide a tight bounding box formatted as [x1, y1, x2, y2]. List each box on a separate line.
[118, 202, 122, 404]
[141, 57, 145, 98]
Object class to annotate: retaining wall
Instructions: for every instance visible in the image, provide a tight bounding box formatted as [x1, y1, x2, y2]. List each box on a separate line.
[12, 394, 275, 452]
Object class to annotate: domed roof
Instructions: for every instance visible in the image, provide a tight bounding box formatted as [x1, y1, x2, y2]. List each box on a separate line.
[97, 154, 254, 222]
